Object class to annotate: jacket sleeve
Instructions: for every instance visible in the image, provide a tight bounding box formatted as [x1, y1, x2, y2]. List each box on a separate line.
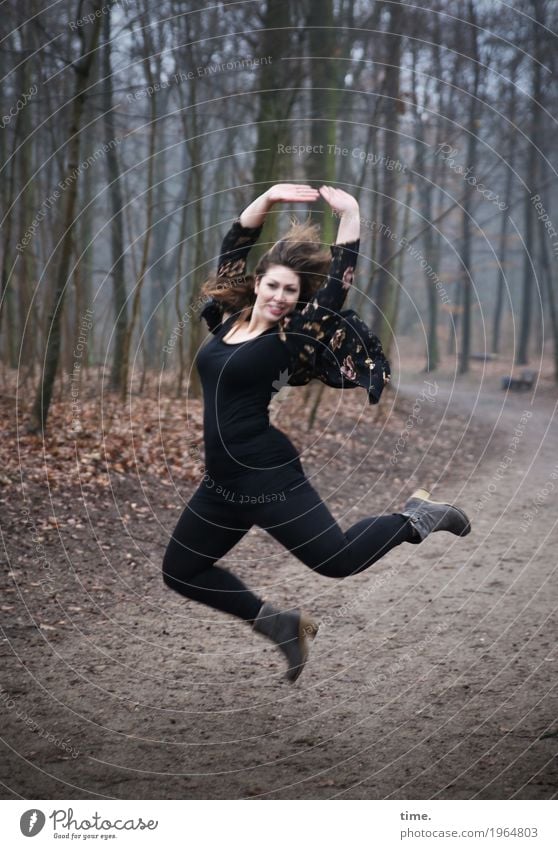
[199, 297, 225, 334]
[200, 217, 264, 334]
[281, 239, 359, 364]
[216, 217, 264, 278]
[281, 240, 390, 405]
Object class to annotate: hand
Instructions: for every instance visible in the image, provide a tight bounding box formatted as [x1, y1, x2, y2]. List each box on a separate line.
[318, 185, 359, 216]
[321, 186, 360, 244]
[239, 184, 318, 227]
[265, 183, 320, 204]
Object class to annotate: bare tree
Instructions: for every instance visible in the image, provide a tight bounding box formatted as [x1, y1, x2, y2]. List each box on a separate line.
[28, 1, 104, 432]
[102, 5, 128, 392]
[370, 0, 403, 358]
[458, 0, 481, 375]
[491, 61, 521, 354]
[119, 9, 157, 399]
[516, 0, 544, 366]
[305, 0, 339, 244]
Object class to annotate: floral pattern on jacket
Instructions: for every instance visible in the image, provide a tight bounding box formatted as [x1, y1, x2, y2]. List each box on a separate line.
[200, 217, 391, 405]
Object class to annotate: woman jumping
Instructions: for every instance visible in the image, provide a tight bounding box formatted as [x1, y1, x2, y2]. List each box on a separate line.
[162, 184, 471, 682]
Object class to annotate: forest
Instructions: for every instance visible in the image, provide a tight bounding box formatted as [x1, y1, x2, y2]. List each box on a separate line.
[1, 0, 557, 433]
[2, 0, 558, 805]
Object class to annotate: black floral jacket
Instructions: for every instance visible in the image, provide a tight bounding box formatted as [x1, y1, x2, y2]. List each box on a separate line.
[200, 218, 391, 405]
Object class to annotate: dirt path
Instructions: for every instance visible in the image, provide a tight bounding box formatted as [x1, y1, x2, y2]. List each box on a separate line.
[1, 368, 557, 800]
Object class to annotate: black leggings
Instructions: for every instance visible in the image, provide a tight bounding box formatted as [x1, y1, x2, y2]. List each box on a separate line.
[162, 476, 413, 622]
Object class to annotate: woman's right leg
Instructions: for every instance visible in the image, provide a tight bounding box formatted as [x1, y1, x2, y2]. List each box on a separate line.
[162, 485, 263, 622]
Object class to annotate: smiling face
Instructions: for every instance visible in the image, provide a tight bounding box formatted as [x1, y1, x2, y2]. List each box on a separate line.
[253, 264, 301, 323]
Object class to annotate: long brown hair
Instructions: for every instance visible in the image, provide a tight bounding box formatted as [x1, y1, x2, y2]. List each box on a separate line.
[201, 218, 331, 317]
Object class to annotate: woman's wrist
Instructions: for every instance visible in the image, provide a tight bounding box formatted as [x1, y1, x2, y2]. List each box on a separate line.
[335, 207, 360, 244]
[339, 203, 359, 216]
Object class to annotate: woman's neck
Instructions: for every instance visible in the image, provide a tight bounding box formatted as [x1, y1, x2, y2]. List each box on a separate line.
[224, 309, 278, 343]
[243, 305, 276, 335]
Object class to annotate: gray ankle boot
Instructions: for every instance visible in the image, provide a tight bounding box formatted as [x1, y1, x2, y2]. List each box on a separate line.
[402, 488, 471, 543]
[252, 601, 319, 682]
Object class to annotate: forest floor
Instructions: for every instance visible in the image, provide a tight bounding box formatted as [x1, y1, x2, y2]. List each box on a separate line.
[1, 356, 557, 800]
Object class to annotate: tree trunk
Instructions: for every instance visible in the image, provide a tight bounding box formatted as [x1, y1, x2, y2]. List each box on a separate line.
[17, 41, 37, 373]
[250, 1, 305, 256]
[174, 141, 195, 397]
[538, 197, 558, 382]
[306, 0, 339, 245]
[458, 0, 480, 375]
[412, 37, 441, 372]
[174, 195, 190, 396]
[28, 5, 104, 432]
[78, 136, 95, 367]
[102, 7, 128, 392]
[0, 96, 21, 369]
[370, 0, 403, 358]
[252, 0, 296, 193]
[176, 29, 204, 401]
[186, 156, 204, 399]
[145, 160, 172, 369]
[120, 26, 157, 400]
[491, 183, 514, 354]
[516, 0, 544, 366]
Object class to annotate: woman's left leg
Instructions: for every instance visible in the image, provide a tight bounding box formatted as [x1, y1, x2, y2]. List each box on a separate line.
[254, 479, 412, 578]
[249, 481, 469, 680]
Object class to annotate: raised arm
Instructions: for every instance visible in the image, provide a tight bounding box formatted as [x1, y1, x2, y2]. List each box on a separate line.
[282, 190, 390, 404]
[201, 185, 320, 331]
[239, 184, 319, 228]
[216, 218, 263, 280]
[288, 187, 361, 327]
[217, 184, 320, 277]
[198, 218, 263, 332]
[321, 185, 360, 246]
